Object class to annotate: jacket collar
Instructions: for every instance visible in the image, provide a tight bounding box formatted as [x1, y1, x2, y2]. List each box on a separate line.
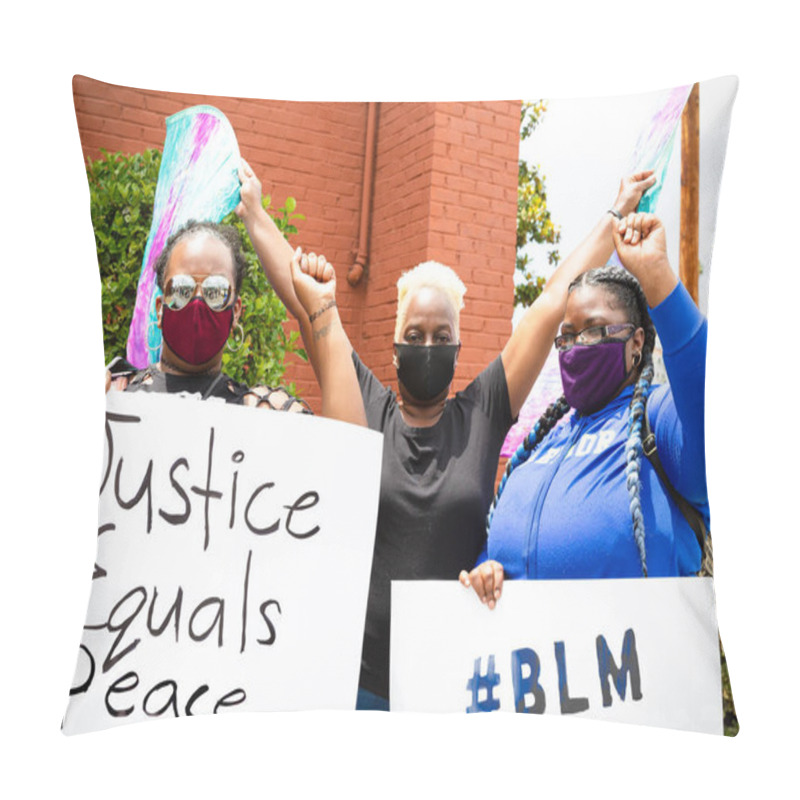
[572, 383, 636, 422]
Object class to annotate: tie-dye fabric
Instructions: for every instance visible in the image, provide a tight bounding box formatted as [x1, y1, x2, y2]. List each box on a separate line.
[126, 106, 241, 367]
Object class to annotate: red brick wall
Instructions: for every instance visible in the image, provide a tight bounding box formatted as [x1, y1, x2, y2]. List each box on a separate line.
[73, 76, 520, 409]
[359, 101, 519, 393]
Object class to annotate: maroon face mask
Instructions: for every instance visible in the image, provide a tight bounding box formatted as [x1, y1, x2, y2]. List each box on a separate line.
[161, 298, 233, 366]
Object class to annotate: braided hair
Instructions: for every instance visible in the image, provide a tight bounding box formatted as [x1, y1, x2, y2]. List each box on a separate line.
[487, 265, 657, 576]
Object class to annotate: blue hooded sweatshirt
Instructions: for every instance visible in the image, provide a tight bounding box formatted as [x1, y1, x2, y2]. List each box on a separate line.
[486, 281, 708, 579]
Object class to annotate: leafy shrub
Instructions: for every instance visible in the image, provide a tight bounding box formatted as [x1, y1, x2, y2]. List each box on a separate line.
[87, 148, 306, 389]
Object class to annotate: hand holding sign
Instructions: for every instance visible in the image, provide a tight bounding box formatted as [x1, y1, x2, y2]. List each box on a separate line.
[612, 169, 657, 217]
[235, 158, 263, 227]
[459, 560, 505, 610]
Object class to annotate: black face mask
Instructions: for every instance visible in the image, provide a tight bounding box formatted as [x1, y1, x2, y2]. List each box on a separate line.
[394, 343, 460, 402]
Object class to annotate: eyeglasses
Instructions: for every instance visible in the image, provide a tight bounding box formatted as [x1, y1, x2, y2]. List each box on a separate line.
[554, 323, 635, 352]
[164, 274, 233, 312]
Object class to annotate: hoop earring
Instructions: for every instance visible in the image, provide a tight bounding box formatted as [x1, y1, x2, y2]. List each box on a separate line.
[227, 323, 245, 353]
[632, 352, 642, 368]
[147, 321, 162, 359]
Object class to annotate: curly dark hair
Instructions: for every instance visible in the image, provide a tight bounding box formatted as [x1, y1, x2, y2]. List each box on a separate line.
[154, 220, 247, 295]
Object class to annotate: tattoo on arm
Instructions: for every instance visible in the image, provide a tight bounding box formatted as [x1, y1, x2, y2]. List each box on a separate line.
[313, 322, 333, 342]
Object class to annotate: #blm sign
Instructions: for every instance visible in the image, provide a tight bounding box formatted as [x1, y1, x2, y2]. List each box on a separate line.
[63, 391, 382, 734]
[391, 578, 722, 734]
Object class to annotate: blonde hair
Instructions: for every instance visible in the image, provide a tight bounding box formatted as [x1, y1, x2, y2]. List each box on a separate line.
[394, 261, 467, 342]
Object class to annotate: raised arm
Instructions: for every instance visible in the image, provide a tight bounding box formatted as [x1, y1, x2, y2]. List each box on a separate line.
[613, 213, 707, 505]
[235, 160, 363, 425]
[235, 160, 328, 377]
[501, 171, 657, 417]
[288, 248, 367, 427]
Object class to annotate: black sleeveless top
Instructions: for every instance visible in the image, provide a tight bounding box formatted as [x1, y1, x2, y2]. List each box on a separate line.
[125, 367, 311, 413]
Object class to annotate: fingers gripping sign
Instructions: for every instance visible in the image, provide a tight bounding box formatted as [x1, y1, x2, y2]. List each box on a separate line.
[105, 370, 129, 394]
[235, 158, 263, 224]
[459, 560, 505, 610]
[612, 170, 658, 217]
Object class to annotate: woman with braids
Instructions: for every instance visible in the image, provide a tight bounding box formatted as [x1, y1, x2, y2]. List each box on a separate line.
[107, 213, 365, 426]
[237, 157, 657, 707]
[460, 213, 708, 607]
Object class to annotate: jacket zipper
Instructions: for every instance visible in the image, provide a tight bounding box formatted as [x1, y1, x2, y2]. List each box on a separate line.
[525, 417, 587, 578]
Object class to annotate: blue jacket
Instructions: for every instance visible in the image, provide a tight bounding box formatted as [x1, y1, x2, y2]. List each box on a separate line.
[486, 282, 708, 579]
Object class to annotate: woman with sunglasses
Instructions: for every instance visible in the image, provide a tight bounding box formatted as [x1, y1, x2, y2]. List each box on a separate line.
[237, 159, 657, 708]
[460, 213, 709, 608]
[110, 216, 365, 425]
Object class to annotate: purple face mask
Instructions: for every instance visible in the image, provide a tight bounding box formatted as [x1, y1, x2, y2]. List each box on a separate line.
[558, 339, 630, 414]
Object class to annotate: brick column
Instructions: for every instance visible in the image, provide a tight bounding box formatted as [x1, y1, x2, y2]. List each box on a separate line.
[353, 101, 520, 394]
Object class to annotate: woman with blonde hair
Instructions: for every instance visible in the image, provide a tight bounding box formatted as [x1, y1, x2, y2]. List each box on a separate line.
[237, 159, 656, 708]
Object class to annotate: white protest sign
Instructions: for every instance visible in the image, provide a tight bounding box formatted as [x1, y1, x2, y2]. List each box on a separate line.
[63, 391, 382, 734]
[391, 578, 722, 734]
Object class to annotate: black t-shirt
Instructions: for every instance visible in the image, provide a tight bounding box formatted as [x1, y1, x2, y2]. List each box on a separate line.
[354, 352, 514, 699]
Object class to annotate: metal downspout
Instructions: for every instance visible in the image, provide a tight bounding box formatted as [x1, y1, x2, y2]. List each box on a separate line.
[347, 102, 379, 286]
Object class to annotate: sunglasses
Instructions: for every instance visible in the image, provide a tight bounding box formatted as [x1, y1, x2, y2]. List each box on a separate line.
[164, 274, 233, 312]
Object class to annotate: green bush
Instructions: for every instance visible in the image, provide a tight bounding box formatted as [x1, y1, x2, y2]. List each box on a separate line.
[87, 148, 306, 390]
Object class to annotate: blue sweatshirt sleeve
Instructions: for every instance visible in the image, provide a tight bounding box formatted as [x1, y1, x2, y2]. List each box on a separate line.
[647, 282, 708, 507]
[473, 542, 489, 567]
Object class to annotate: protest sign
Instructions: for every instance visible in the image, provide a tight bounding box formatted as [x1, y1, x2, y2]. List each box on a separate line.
[391, 579, 722, 733]
[63, 391, 382, 734]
